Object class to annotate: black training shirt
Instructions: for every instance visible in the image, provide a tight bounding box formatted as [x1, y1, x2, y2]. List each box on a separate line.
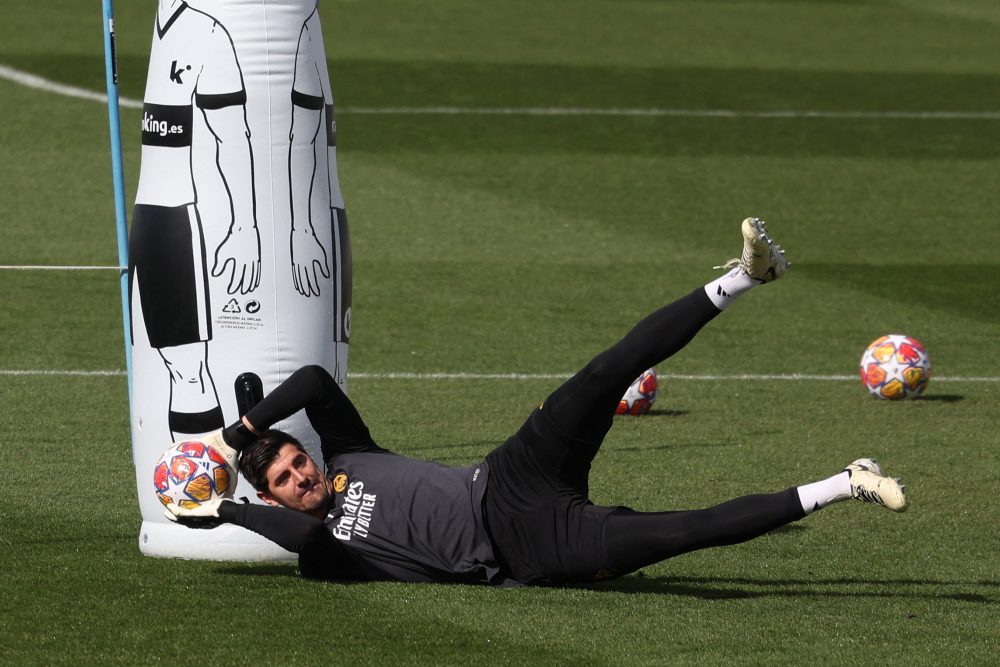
[220, 366, 505, 584]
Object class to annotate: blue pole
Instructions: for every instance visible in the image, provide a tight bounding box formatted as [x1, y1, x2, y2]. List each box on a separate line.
[101, 0, 134, 401]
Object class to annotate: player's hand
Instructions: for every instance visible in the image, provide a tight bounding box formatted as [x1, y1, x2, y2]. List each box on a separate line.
[163, 498, 231, 529]
[212, 223, 261, 295]
[290, 227, 330, 297]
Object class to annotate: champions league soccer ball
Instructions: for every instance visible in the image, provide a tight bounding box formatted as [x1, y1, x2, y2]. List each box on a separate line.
[153, 440, 235, 509]
[616, 368, 658, 415]
[859, 334, 931, 400]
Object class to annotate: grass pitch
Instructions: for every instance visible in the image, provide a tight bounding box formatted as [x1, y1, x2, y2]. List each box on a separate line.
[1, 1, 998, 665]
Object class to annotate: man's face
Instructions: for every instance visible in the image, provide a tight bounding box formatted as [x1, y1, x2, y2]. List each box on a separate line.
[258, 443, 331, 517]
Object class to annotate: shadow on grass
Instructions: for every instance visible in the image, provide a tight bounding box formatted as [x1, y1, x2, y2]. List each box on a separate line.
[611, 441, 730, 454]
[216, 564, 301, 578]
[766, 524, 807, 535]
[916, 395, 964, 403]
[587, 574, 998, 604]
[215, 563, 997, 604]
[631, 409, 689, 418]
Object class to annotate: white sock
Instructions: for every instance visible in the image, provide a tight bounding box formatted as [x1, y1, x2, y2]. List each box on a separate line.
[704, 267, 760, 310]
[796, 471, 852, 514]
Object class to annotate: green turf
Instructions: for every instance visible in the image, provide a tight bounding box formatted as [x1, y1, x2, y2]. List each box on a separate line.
[1, 0, 998, 665]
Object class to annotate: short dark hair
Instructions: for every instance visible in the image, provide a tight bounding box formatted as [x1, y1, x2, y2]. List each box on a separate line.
[238, 429, 306, 493]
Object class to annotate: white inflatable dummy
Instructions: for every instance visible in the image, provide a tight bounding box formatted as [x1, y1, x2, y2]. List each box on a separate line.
[129, 0, 350, 559]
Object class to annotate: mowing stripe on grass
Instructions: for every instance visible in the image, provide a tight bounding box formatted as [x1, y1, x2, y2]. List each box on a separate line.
[4, 64, 1000, 121]
[2, 369, 997, 382]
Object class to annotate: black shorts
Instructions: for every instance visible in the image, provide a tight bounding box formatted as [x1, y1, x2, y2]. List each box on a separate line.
[484, 406, 618, 585]
[129, 203, 211, 348]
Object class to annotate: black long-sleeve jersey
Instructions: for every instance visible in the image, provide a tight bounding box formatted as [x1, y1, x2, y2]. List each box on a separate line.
[218, 366, 503, 584]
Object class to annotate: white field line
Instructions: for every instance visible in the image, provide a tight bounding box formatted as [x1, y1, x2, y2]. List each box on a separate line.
[2, 369, 997, 383]
[0, 265, 124, 271]
[0, 369, 127, 377]
[0, 64, 143, 109]
[341, 106, 1000, 120]
[2, 64, 1000, 121]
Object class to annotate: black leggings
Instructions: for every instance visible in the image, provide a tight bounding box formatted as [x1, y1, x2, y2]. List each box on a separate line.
[526, 288, 805, 579]
[541, 288, 721, 446]
[602, 489, 805, 575]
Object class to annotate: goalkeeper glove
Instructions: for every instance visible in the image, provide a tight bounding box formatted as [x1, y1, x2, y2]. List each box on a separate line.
[163, 498, 234, 530]
[197, 428, 240, 470]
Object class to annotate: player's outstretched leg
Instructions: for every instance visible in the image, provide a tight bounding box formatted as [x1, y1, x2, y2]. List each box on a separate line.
[542, 216, 790, 445]
[599, 457, 909, 577]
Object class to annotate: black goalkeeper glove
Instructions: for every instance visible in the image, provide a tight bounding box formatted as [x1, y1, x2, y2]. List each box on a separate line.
[163, 498, 239, 530]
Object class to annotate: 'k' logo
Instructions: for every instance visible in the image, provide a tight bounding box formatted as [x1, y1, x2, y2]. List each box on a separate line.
[170, 60, 191, 84]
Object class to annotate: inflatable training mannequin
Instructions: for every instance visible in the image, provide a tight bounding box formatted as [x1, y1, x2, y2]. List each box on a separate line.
[129, 0, 351, 559]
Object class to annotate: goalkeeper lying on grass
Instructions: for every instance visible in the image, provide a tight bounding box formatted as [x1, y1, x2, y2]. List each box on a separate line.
[165, 218, 909, 586]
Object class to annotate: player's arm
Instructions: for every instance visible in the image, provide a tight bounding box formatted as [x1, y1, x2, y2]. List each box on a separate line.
[166, 500, 364, 580]
[222, 365, 386, 458]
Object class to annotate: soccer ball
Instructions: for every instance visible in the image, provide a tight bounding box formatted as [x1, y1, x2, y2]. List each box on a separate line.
[616, 367, 658, 415]
[859, 334, 931, 400]
[153, 440, 235, 509]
